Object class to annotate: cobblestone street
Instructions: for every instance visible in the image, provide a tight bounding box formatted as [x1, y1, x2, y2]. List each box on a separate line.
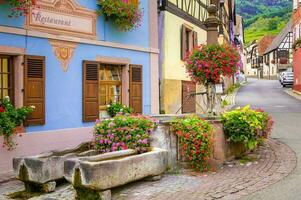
[0, 138, 296, 200]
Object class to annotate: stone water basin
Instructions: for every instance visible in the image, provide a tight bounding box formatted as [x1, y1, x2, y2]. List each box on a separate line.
[64, 148, 168, 200]
[12, 142, 98, 193]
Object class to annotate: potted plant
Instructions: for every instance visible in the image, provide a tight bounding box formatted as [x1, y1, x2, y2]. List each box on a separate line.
[1, 0, 36, 17]
[97, 0, 143, 31]
[106, 102, 132, 117]
[0, 96, 34, 150]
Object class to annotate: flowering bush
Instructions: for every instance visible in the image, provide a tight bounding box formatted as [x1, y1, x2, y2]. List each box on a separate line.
[94, 115, 158, 153]
[0, 96, 34, 150]
[107, 102, 132, 117]
[171, 115, 213, 172]
[4, 0, 36, 17]
[221, 106, 273, 150]
[185, 44, 240, 84]
[97, 0, 143, 31]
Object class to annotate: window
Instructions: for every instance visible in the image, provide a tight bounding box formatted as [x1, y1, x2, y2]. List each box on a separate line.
[0, 56, 13, 101]
[181, 25, 198, 60]
[99, 65, 122, 110]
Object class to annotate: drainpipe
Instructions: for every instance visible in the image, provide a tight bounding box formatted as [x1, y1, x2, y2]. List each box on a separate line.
[158, 10, 165, 114]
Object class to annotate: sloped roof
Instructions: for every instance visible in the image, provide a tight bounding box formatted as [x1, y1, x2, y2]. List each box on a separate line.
[264, 19, 293, 54]
[257, 35, 276, 55]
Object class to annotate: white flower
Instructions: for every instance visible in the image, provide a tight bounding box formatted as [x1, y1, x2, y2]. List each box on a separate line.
[30, 105, 36, 109]
[4, 96, 10, 101]
[107, 105, 110, 108]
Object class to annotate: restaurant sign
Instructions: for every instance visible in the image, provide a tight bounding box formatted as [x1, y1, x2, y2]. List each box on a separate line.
[26, 0, 97, 39]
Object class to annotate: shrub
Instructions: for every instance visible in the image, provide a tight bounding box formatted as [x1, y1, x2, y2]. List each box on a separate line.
[221, 106, 273, 150]
[0, 96, 34, 150]
[171, 115, 213, 172]
[107, 102, 132, 117]
[97, 0, 143, 31]
[94, 115, 158, 153]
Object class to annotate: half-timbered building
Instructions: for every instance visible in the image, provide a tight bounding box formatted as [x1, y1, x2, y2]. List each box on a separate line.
[263, 20, 293, 79]
[158, 0, 210, 114]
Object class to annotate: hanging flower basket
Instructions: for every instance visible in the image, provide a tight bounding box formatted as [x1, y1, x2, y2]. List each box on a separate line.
[184, 44, 240, 85]
[1, 0, 36, 17]
[97, 0, 143, 32]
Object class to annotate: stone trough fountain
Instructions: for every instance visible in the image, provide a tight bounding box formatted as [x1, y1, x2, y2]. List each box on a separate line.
[12, 142, 97, 193]
[64, 148, 168, 200]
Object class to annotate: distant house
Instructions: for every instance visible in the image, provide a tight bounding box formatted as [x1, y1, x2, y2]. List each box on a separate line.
[248, 36, 275, 78]
[234, 15, 246, 79]
[263, 20, 293, 79]
[245, 41, 259, 77]
[292, 0, 301, 92]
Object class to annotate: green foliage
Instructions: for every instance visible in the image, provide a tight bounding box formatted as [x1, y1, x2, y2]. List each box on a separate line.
[171, 115, 213, 172]
[236, 0, 292, 44]
[106, 102, 132, 117]
[221, 99, 230, 108]
[226, 83, 241, 95]
[0, 97, 33, 150]
[94, 115, 158, 153]
[221, 106, 273, 150]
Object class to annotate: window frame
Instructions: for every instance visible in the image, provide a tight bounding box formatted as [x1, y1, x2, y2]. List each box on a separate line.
[0, 55, 14, 104]
[98, 64, 123, 110]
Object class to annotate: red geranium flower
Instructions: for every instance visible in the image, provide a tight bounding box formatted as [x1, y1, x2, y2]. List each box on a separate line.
[0, 106, 5, 113]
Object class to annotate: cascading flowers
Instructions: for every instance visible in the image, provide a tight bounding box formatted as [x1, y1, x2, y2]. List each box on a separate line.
[172, 115, 213, 172]
[97, 0, 143, 31]
[184, 44, 241, 84]
[4, 0, 37, 17]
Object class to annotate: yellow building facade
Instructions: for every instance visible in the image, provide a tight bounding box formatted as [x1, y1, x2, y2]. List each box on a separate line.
[158, 0, 209, 114]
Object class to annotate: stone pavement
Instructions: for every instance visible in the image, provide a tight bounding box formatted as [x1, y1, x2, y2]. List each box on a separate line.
[0, 139, 296, 200]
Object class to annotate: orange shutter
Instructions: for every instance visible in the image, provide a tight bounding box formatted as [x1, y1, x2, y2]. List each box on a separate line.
[24, 55, 45, 126]
[129, 65, 143, 114]
[83, 61, 99, 122]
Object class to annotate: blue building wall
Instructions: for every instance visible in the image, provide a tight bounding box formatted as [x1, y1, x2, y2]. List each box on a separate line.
[0, 0, 152, 132]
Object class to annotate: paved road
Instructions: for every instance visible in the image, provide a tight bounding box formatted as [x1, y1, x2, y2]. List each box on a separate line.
[236, 78, 301, 200]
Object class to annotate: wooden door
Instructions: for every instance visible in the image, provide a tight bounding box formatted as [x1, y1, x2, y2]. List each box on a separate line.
[182, 81, 196, 113]
[24, 56, 45, 125]
[129, 65, 142, 114]
[83, 61, 99, 122]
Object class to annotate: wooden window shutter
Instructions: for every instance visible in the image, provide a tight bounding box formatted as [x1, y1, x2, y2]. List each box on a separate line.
[193, 31, 198, 48]
[129, 65, 142, 114]
[83, 61, 99, 122]
[24, 55, 45, 126]
[181, 25, 187, 60]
